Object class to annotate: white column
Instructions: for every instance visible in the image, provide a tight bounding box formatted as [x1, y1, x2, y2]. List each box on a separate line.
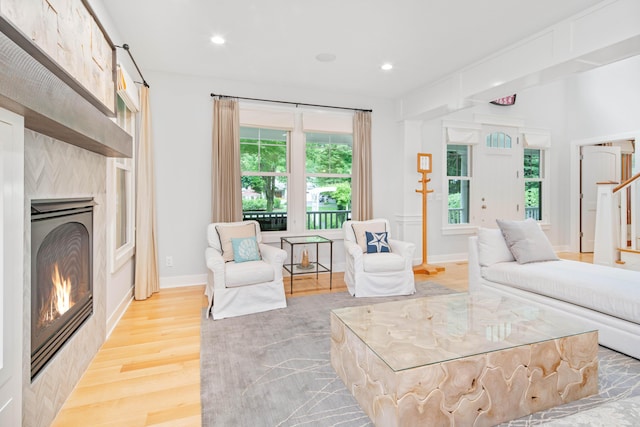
[395, 120, 423, 261]
[593, 183, 620, 266]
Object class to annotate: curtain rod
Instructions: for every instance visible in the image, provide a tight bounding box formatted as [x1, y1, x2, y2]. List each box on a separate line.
[210, 93, 372, 113]
[115, 44, 150, 88]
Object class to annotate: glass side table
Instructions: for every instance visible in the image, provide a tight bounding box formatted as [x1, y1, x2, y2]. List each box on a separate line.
[280, 235, 333, 294]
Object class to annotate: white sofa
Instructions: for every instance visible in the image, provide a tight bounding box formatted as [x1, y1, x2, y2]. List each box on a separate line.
[469, 232, 640, 360]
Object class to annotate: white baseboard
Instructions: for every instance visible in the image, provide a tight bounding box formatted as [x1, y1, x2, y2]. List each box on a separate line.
[419, 252, 469, 265]
[160, 274, 207, 289]
[106, 289, 133, 339]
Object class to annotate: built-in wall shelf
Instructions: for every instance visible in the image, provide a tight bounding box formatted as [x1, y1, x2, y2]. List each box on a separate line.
[0, 19, 132, 158]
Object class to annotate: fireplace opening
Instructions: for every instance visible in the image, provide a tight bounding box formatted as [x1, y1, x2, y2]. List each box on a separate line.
[31, 198, 94, 381]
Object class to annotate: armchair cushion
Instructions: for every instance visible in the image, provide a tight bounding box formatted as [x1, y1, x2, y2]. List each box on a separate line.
[225, 260, 275, 288]
[351, 220, 387, 252]
[365, 231, 391, 253]
[362, 252, 406, 273]
[231, 236, 261, 262]
[216, 222, 256, 261]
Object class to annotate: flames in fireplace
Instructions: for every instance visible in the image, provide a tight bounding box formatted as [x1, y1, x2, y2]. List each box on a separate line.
[39, 264, 74, 328]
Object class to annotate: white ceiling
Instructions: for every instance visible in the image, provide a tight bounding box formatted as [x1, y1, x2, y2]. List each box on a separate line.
[100, 0, 605, 99]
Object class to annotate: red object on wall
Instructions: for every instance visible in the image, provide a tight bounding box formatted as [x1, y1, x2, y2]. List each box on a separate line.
[490, 94, 517, 106]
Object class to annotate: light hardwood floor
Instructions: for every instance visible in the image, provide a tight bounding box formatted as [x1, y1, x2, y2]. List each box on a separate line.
[52, 253, 591, 426]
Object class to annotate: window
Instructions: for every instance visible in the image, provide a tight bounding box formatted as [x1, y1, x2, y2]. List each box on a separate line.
[115, 162, 130, 247]
[240, 127, 289, 231]
[486, 131, 512, 148]
[447, 144, 470, 224]
[239, 109, 353, 234]
[524, 148, 543, 220]
[109, 95, 136, 272]
[305, 132, 352, 229]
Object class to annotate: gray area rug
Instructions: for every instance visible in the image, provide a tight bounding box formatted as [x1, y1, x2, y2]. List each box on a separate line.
[201, 282, 640, 426]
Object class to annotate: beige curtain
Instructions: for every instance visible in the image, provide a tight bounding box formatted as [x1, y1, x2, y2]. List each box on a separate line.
[352, 110, 373, 220]
[134, 85, 159, 300]
[212, 98, 242, 222]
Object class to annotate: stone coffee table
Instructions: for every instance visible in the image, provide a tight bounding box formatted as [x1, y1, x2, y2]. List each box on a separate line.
[330, 291, 598, 426]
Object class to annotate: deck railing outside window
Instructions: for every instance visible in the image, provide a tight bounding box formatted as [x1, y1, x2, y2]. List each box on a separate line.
[525, 207, 541, 220]
[447, 207, 540, 224]
[243, 210, 351, 231]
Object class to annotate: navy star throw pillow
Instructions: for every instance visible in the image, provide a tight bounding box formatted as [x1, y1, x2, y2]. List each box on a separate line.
[365, 231, 391, 253]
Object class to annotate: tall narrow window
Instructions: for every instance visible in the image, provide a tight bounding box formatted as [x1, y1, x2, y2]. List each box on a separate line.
[109, 94, 136, 273]
[240, 127, 289, 231]
[524, 149, 543, 220]
[305, 132, 353, 230]
[447, 145, 470, 224]
[115, 164, 129, 247]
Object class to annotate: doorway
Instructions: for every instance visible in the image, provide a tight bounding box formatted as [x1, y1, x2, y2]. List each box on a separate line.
[579, 145, 621, 252]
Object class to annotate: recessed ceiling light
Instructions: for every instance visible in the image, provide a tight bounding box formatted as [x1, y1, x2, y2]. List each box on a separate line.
[211, 35, 225, 45]
[316, 53, 336, 62]
[381, 63, 393, 71]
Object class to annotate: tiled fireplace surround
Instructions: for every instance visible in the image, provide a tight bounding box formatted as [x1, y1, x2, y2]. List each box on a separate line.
[23, 129, 107, 427]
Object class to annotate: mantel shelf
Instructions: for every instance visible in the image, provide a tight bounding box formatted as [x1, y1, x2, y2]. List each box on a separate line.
[0, 19, 132, 158]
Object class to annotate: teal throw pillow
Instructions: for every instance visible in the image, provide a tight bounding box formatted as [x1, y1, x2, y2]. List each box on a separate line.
[231, 236, 261, 263]
[365, 231, 391, 253]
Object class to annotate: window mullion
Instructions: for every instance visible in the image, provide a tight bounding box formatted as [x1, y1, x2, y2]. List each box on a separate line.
[289, 113, 306, 233]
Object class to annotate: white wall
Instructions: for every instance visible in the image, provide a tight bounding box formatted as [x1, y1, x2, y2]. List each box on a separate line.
[146, 70, 399, 285]
[567, 55, 640, 141]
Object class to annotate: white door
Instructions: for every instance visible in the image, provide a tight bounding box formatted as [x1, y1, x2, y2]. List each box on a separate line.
[471, 126, 523, 227]
[0, 108, 24, 426]
[580, 145, 621, 252]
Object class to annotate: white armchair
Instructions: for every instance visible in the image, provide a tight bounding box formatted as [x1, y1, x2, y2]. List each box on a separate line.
[205, 220, 287, 319]
[343, 219, 416, 297]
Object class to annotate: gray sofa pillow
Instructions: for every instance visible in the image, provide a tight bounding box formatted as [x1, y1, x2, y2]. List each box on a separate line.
[496, 218, 558, 264]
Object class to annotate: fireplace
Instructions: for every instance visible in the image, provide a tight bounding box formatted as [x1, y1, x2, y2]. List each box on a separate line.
[30, 198, 94, 380]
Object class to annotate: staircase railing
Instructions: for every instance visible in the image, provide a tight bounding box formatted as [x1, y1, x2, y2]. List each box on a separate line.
[594, 171, 640, 266]
[613, 171, 639, 251]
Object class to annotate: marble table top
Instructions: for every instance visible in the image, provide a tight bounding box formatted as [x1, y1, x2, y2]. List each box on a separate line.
[331, 291, 596, 372]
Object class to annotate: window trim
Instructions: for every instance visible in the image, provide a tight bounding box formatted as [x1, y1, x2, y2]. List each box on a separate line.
[240, 105, 354, 235]
[524, 147, 550, 224]
[108, 157, 135, 273]
[108, 95, 136, 274]
[443, 141, 473, 228]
